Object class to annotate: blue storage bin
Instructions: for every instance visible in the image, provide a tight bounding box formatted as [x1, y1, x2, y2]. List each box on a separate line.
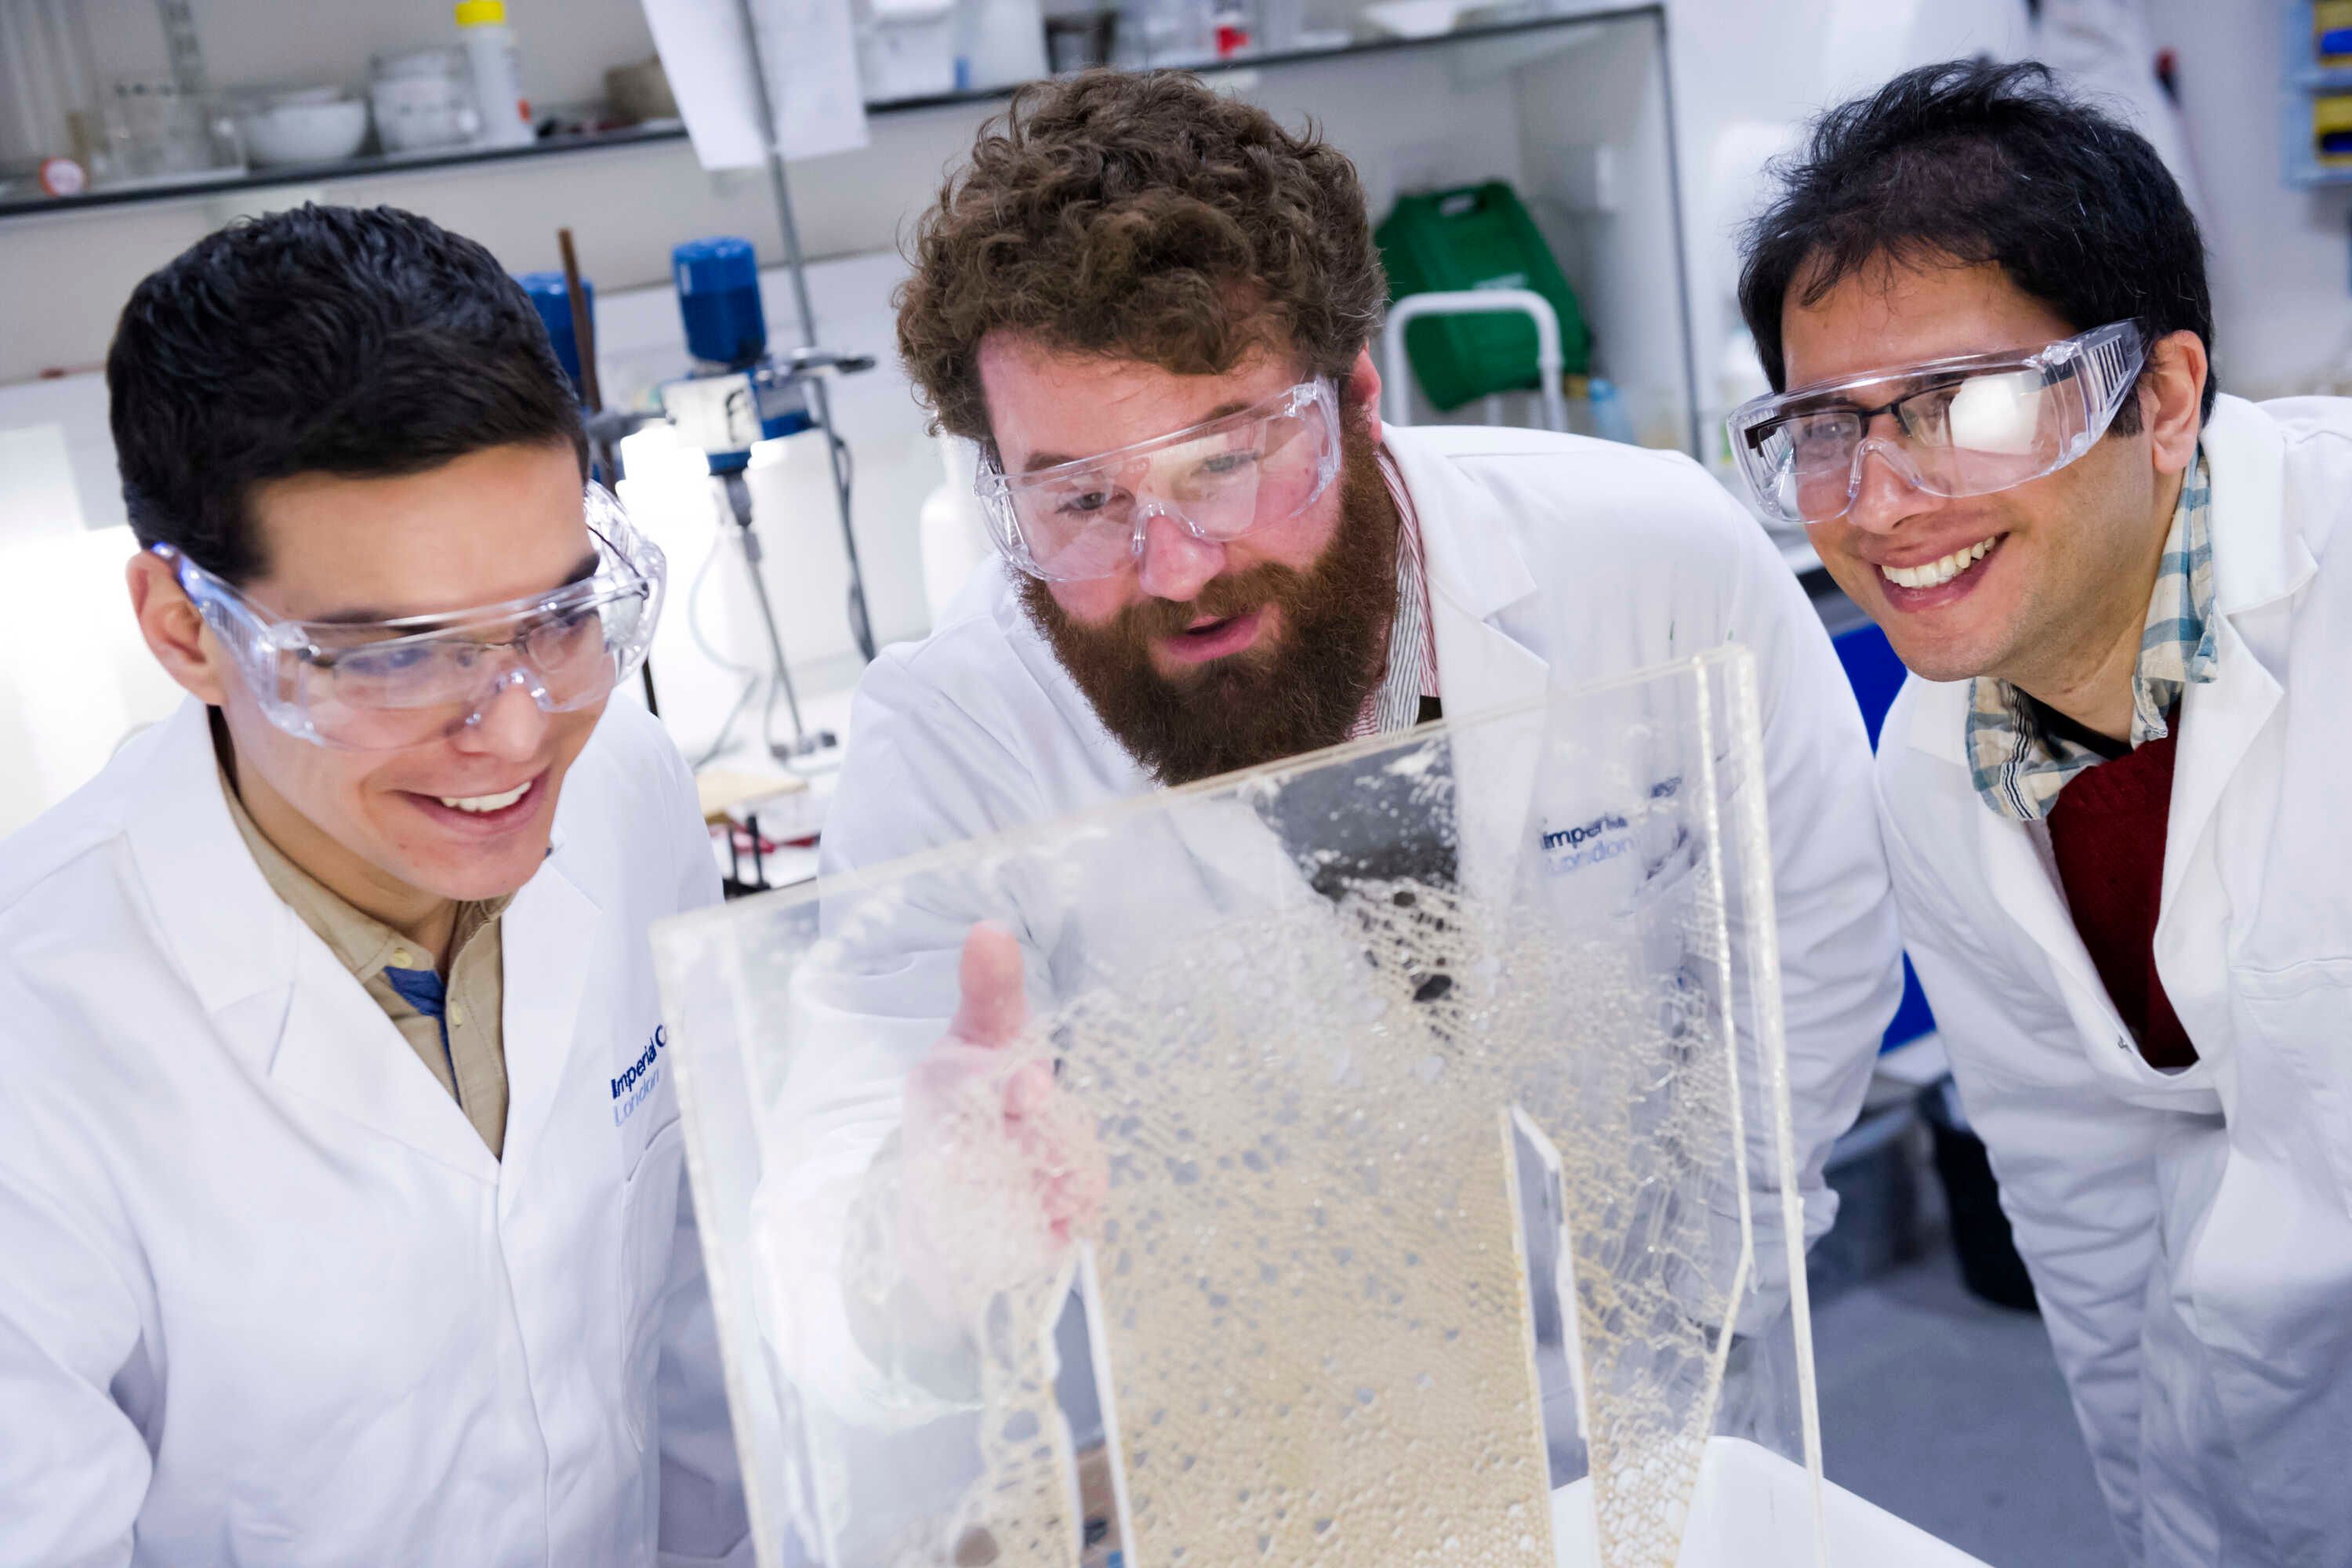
[1831, 617, 1936, 1049]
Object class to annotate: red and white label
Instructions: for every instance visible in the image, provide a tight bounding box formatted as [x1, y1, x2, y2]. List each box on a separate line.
[38, 157, 88, 197]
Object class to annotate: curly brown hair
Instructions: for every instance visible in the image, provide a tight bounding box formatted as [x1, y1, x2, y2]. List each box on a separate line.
[895, 70, 1386, 445]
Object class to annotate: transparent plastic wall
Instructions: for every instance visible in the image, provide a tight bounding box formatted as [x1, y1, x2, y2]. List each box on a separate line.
[653, 648, 1828, 1568]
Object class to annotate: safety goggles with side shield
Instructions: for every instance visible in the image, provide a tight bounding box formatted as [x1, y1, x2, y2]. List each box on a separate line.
[1727, 322, 2148, 527]
[158, 483, 665, 750]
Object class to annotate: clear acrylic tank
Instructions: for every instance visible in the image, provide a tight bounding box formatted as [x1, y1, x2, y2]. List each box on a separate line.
[652, 648, 1980, 1568]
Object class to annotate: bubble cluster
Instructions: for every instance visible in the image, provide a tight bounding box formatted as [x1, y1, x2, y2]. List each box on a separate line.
[879, 855, 1745, 1568]
[764, 669, 1792, 1568]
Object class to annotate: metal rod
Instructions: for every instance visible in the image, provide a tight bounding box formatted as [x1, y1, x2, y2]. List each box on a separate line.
[731, 0, 880, 662]
[556, 225, 605, 412]
[557, 226, 648, 707]
[1652, 6, 1707, 463]
[804, 374, 874, 658]
[720, 468, 812, 752]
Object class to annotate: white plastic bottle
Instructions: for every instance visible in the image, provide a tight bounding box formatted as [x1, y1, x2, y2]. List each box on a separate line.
[956, 0, 1048, 90]
[456, 0, 532, 147]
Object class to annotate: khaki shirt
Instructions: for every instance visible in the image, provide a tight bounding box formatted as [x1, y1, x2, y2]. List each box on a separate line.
[218, 767, 513, 1156]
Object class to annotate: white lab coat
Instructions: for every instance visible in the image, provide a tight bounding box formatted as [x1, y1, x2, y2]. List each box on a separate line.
[805, 425, 1902, 1390]
[0, 699, 747, 1567]
[1875, 394, 2352, 1567]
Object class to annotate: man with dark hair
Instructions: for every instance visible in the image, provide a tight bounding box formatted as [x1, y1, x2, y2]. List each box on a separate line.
[0, 205, 746, 1563]
[778, 71, 1901, 1425]
[1734, 60, 2352, 1566]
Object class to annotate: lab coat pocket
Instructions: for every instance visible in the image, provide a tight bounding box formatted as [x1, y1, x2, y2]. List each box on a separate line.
[2233, 956, 2352, 1221]
[1621, 826, 1704, 1011]
[619, 1113, 688, 1453]
[2173, 1136, 2352, 1566]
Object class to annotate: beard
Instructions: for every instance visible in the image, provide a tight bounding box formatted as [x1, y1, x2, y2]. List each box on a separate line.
[1018, 419, 1403, 788]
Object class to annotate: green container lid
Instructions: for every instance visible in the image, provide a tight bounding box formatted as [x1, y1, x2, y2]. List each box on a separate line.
[1376, 180, 1592, 412]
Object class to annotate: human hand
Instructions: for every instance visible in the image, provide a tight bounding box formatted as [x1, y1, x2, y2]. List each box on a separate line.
[895, 924, 1106, 1326]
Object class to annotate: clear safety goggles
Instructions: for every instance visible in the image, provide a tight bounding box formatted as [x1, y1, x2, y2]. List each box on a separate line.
[975, 378, 1342, 583]
[159, 484, 666, 750]
[1727, 321, 2147, 527]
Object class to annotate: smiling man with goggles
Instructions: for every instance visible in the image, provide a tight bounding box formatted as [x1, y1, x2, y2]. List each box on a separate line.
[974, 377, 1340, 582]
[1728, 321, 2147, 527]
[155, 483, 665, 750]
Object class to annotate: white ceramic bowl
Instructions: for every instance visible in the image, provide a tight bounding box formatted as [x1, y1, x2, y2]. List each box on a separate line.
[1360, 0, 1467, 37]
[237, 96, 370, 168]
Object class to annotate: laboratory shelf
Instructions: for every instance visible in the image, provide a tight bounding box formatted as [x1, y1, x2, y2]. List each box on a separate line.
[863, 1, 1649, 114]
[0, 3, 1654, 223]
[0, 121, 691, 220]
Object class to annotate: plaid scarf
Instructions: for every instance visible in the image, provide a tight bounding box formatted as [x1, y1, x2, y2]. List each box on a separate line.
[1966, 451, 2216, 822]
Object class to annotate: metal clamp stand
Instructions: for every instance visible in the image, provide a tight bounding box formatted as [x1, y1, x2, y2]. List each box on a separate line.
[718, 468, 837, 760]
[723, 809, 772, 897]
[734, 0, 879, 662]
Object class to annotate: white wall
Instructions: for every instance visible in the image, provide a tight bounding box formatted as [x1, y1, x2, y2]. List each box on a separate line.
[2147, 0, 2352, 398]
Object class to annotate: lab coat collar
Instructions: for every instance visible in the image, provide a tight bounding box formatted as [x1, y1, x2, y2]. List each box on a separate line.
[1381, 426, 1543, 632]
[124, 699, 300, 1018]
[1381, 426, 1551, 895]
[494, 852, 600, 1186]
[274, 936, 502, 1181]
[271, 818, 598, 1188]
[124, 696, 597, 1182]
[2200, 394, 2314, 620]
[1379, 426, 1548, 723]
[2154, 398, 2304, 1036]
[121, 702, 499, 1177]
[1905, 677, 1972, 764]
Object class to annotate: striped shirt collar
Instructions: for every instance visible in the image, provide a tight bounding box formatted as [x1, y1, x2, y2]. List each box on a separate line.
[1965, 448, 2217, 821]
[1348, 447, 1442, 739]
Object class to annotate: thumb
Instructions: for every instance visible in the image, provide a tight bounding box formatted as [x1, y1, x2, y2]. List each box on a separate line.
[949, 921, 1026, 1048]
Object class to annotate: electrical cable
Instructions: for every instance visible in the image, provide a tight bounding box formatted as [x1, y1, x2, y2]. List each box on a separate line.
[686, 485, 763, 769]
[827, 423, 871, 666]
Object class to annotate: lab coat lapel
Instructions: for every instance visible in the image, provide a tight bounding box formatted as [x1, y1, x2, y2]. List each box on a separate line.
[1973, 806, 2136, 1058]
[272, 938, 500, 1181]
[123, 700, 298, 1023]
[124, 700, 501, 1178]
[494, 843, 601, 1187]
[1383, 430, 1550, 902]
[1904, 679, 2140, 1072]
[2158, 399, 2308, 1049]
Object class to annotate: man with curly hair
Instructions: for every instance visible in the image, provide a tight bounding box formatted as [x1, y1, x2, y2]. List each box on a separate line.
[796, 71, 1900, 1422]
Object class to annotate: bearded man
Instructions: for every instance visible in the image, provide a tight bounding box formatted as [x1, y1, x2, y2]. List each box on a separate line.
[797, 71, 1900, 1425]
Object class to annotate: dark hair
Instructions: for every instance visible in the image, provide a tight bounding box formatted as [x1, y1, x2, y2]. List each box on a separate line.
[895, 70, 1385, 445]
[1738, 59, 2215, 428]
[107, 203, 586, 583]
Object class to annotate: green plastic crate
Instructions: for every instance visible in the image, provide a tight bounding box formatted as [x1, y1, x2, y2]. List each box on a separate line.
[1376, 180, 1592, 412]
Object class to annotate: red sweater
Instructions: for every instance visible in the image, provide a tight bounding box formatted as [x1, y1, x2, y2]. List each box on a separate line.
[2045, 728, 2197, 1069]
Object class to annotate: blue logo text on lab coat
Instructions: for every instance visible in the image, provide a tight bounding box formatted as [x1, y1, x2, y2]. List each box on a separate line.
[1542, 811, 1630, 871]
[1540, 776, 1679, 873]
[612, 1025, 666, 1127]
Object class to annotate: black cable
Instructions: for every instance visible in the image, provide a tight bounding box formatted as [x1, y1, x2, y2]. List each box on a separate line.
[829, 425, 874, 662]
[686, 492, 764, 769]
